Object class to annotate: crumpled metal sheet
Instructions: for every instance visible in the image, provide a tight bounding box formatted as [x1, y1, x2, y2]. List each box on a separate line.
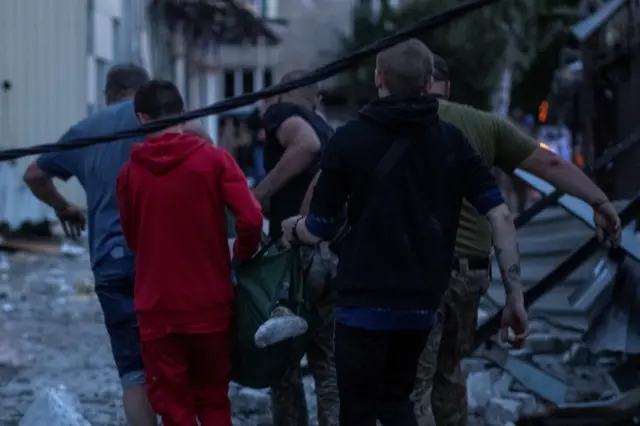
[478, 343, 568, 405]
[517, 387, 640, 426]
[570, 0, 628, 42]
[567, 256, 617, 323]
[584, 257, 640, 355]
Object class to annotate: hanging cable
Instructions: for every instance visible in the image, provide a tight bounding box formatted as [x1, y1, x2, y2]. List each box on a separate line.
[0, 0, 503, 162]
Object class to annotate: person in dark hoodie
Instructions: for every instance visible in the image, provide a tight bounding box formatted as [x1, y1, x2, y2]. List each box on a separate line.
[116, 79, 263, 426]
[280, 39, 521, 425]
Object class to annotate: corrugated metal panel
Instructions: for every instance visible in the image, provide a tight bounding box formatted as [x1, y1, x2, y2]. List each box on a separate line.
[0, 0, 88, 227]
[571, 0, 628, 42]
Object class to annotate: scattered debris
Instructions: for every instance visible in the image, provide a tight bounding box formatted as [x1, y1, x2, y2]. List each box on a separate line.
[0, 335, 22, 368]
[3, 204, 640, 425]
[19, 385, 90, 426]
[0, 246, 323, 426]
[471, 256, 640, 424]
[0, 238, 85, 257]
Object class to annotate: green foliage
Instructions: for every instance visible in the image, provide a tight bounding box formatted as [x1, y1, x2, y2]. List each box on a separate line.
[337, 0, 581, 111]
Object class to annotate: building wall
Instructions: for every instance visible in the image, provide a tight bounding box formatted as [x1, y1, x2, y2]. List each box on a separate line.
[87, 0, 125, 112]
[0, 0, 87, 227]
[272, 0, 355, 85]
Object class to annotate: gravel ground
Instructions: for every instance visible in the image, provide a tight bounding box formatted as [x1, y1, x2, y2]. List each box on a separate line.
[0, 250, 127, 425]
[0, 246, 620, 426]
[0, 249, 321, 426]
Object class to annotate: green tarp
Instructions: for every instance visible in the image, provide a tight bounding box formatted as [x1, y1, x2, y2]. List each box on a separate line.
[228, 213, 319, 388]
[226, 209, 237, 239]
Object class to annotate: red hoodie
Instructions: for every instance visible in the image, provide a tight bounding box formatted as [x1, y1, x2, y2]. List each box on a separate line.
[116, 132, 263, 340]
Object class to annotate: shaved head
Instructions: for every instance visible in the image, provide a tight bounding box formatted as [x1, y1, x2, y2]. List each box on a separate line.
[279, 70, 318, 105]
[375, 38, 434, 97]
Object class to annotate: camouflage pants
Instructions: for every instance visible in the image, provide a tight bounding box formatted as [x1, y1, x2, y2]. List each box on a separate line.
[271, 244, 340, 426]
[411, 259, 490, 426]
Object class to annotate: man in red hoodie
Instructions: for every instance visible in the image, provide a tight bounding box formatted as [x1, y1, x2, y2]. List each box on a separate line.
[116, 79, 263, 426]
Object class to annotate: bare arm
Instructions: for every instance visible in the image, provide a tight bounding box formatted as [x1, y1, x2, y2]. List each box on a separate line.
[492, 117, 605, 203]
[281, 212, 325, 248]
[486, 204, 523, 297]
[519, 147, 607, 205]
[494, 118, 620, 246]
[300, 171, 321, 215]
[23, 162, 71, 212]
[519, 147, 621, 246]
[253, 116, 321, 201]
[458, 126, 523, 298]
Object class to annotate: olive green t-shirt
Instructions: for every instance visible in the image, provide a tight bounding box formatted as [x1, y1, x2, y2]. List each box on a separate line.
[438, 100, 538, 257]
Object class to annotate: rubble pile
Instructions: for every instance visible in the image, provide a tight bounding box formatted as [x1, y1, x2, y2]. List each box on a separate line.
[464, 316, 628, 425]
[0, 250, 320, 426]
[1, 245, 638, 425]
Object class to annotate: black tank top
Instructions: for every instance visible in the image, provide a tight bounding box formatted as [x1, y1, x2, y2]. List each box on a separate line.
[262, 102, 334, 239]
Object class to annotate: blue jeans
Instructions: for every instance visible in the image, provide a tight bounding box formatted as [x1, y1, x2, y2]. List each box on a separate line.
[95, 275, 145, 388]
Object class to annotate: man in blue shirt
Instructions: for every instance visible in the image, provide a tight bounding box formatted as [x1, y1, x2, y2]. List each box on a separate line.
[23, 64, 157, 426]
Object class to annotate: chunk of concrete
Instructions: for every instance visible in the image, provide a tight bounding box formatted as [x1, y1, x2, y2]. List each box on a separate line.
[526, 332, 580, 354]
[467, 371, 495, 413]
[492, 372, 514, 397]
[233, 387, 270, 415]
[562, 343, 591, 365]
[508, 392, 538, 416]
[484, 397, 522, 426]
[19, 387, 90, 426]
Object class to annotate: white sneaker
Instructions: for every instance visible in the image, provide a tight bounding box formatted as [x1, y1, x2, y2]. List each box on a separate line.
[254, 307, 308, 348]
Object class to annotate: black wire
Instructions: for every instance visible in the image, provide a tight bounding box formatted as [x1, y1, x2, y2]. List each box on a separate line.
[0, 0, 504, 162]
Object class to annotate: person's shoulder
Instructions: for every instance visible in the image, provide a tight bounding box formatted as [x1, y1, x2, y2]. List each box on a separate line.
[436, 117, 467, 142]
[199, 142, 235, 164]
[329, 119, 362, 143]
[438, 100, 496, 123]
[262, 102, 299, 128]
[74, 99, 139, 138]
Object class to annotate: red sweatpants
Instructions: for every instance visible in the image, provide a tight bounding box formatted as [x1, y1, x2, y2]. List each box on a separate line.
[140, 330, 232, 426]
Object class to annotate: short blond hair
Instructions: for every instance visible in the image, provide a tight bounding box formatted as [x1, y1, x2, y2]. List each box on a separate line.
[376, 38, 434, 96]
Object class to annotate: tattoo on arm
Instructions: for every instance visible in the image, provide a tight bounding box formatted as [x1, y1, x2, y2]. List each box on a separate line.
[488, 207, 523, 296]
[507, 264, 521, 284]
[495, 240, 522, 295]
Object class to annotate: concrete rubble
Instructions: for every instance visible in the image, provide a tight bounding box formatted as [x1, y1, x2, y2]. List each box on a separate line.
[0, 246, 634, 425]
[0, 249, 321, 426]
[464, 311, 629, 425]
[19, 385, 90, 426]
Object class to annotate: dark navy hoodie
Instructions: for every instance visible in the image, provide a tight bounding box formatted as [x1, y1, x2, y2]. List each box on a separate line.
[306, 95, 502, 320]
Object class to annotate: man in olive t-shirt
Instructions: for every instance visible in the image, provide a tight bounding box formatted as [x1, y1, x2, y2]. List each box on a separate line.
[412, 55, 622, 426]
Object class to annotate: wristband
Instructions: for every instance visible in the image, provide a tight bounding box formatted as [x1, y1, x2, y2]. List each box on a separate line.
[291, 216, 305, 244]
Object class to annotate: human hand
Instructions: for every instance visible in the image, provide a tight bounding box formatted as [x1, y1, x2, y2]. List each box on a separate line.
[500, 291, 529, 348]
[55, 203, 86, 240]
[280, 215, 303, 249]
[593, 201, 622, 247]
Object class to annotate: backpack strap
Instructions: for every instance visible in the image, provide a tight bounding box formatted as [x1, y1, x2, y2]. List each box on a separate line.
[351, 137, 411, 221]
[374, 137, 411, 181]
